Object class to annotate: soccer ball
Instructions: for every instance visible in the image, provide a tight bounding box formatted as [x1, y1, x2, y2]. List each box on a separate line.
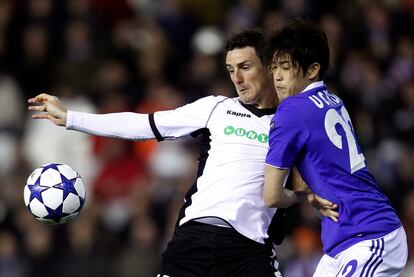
[24, 163, 86, 224]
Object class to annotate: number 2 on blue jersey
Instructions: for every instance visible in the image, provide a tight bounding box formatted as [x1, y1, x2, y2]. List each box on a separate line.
[324, 107, 366, 173]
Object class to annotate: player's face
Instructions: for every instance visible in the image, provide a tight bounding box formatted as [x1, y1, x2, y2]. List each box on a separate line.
[226, 47, 273, 107]
[270, 54, 313, 101]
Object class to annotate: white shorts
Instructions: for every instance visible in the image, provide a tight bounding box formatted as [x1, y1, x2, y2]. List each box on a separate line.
[313, 227, 408, 277]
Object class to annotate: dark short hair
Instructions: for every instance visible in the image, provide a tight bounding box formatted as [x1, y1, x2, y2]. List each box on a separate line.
[225, 29, 266, 64]
[265, 18, 330, 79]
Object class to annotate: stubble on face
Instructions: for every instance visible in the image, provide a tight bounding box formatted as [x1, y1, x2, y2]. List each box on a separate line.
[226, 47, 274, 107]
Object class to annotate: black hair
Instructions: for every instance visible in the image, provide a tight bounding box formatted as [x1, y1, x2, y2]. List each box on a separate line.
[265, 18, 330, 79]
[225, 29, 266, 64]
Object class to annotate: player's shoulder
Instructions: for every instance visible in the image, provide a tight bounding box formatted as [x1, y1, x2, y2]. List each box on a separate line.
[181, 95, 235, 114]
[194, 95, 239, 110]
[275, 95, 310, 125]
[195, 95, 233, 105]
[281, 89, 343, 111]
[301, 86, 343, 110]
[278, 95, 305, 111]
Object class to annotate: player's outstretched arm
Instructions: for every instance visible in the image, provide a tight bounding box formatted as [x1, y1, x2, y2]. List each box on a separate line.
[28, 93, 67, 126]
[29, 92, 158, 140]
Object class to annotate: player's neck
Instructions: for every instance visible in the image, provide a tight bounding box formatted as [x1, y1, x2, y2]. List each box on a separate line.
[255, 88, 279, 109]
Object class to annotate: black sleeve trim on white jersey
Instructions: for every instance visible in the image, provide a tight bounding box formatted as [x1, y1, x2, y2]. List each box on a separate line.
[149, 113, 164, 142]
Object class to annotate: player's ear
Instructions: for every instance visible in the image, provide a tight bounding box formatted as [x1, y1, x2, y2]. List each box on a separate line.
[307, 63, 321, 80]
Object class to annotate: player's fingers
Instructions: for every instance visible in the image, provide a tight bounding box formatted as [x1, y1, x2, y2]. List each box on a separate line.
[316, 197, 332, 207]
[330, 214, 338, 222]
[324, 202, 338, 209]
[315, 194, 331, 204]
[28, 97, 39, 103]
[324, 209, 339, 222]
[48, 114, 65, 126]
[319, 209, 330, 217]
[31, 113, 50, 119]
[28, 105, 46, 112]
[331, 210, 339, 222]
[315, 195, 337, 209]
[28, 93, 53, 103]
[329, 210, 339, 218]
[320, 207, 338, 217]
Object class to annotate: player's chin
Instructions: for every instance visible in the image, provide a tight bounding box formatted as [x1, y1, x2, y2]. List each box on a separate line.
[239, 94, 256, 105]
[240, 97, 255, 105]
[276, 91, 289, 102]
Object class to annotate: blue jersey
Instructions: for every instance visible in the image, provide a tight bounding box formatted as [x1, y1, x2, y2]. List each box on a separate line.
[265, 83, 401, 257]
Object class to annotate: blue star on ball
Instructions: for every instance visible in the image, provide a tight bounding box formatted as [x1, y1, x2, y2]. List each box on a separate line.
[54, 174, 79, 199]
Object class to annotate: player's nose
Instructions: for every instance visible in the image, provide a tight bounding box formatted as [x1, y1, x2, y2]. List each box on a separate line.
[272, 70, 282, 81]
[235, 70, 244, 84]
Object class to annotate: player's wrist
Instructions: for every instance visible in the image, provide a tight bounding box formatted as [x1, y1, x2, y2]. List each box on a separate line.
[61, 110, 67, 126]
[293, 189, 309, 204]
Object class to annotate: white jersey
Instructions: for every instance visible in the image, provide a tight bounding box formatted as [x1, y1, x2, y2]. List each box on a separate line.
[67, 95, 280, 244]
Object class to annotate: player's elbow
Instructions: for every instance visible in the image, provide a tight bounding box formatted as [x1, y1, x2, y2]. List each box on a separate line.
[264, 193, 282, 208]
[264, 198, 276, 208]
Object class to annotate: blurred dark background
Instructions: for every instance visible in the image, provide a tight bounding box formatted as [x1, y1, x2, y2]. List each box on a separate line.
[0, 0, 413, 276]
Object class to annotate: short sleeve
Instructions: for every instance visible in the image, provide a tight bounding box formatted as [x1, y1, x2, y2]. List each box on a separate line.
[153, 95, 226, 140]
[265, 102, 309, 169]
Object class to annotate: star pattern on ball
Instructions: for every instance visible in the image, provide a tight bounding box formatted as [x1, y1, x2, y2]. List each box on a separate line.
[25, 163, 86, 225]
[28, 182, 49, 203]
[44, 205, 64, 223]
[41, 163, 61, 173]
[54, 174, 79, 199]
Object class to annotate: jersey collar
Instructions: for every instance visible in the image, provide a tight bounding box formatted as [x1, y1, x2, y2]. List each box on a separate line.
[300, 81, 325, 94]
[240, 101, 276, 117]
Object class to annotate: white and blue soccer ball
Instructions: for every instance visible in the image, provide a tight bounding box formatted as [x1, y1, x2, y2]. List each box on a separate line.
[24, 163, 86, 224]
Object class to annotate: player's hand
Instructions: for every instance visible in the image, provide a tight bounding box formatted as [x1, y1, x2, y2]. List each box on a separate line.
[308, 193, 339, 222]
[28, 93, 67, 126]
[290, 167, 339, 222]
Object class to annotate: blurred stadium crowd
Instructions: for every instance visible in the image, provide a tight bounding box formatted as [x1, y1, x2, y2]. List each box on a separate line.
[0, 0, 413, 276]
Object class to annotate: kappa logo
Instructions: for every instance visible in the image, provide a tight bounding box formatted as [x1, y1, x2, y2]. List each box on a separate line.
[226, 110, 251, 118]
[224, 125, 268, 143]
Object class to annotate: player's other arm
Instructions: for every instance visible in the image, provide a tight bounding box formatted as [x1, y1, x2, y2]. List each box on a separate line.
[264, 165, 308, 208]
[264, 166, 338, 222]
[264, 105, 309, 208]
